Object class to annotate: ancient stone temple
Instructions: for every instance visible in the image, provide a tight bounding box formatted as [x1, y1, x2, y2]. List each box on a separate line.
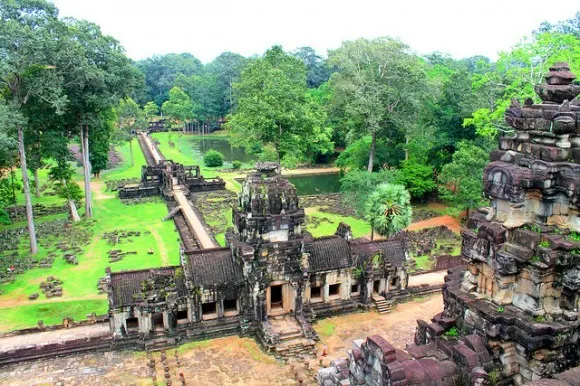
[318, 63, 580, 385]
[107, 162, 410, 356]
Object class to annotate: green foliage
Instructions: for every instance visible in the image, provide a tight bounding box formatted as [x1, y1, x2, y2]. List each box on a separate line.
[395, 160, 436, 200]
[496, 306, 505, 313]
[232, 160, 242, 170]
[488, 369, 501, 385]
[0, 207, 10, 225]
[162, 86, 195, 126]
[137, 53, 203, 105]
[336, 136, 404, 171]
[569, 232, 580, 242]
[143, 101, 159, 118]
[438, 141, 488, 212]
[364, 183, 412, 238]
[0, 173, 20, 207]
[533, 315, 546, 323]
[227, 45, 332, 165]
[444, 326, 459, 337]
[340, 169, 397, 215]
[203, 149, 224, 167]
[329, 37, 427, 172]
[539, 241, 550, 248]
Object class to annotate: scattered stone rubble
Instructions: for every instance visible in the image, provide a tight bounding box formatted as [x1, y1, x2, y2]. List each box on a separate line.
[39, 276, 63, 298]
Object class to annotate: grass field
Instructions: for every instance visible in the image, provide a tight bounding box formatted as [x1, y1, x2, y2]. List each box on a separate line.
[304, 207, 371, 238]
[0, 141, 181, 332]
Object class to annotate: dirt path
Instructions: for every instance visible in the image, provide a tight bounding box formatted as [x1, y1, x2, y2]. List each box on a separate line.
[282, 167, 340, 176]
[0, 293, 106, 309]
[0, 324, 110, 352]
[316, 293, 443, 361]
[151, 228, 169, 266]
[91, 180, 114, 200]
[406, 215, 462, 234]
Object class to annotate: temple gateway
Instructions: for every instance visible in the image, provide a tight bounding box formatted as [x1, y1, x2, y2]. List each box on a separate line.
[107, 162, 409, 356]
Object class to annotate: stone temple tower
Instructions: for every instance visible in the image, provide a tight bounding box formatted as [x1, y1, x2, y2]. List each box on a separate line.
[446, 63, 580, 383]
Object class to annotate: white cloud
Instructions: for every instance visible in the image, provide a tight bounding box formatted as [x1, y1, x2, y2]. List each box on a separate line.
[52, 0, 579, 62]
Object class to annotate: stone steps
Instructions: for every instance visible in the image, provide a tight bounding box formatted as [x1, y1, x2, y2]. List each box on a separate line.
[373, 295, 394, 314]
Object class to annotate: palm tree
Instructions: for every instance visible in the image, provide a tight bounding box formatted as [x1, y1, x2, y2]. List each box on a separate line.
[364, 183, 412, 240]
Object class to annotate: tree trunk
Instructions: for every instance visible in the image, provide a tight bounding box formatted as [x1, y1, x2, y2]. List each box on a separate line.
[370, 226, 374, 241]
[10, 170, 17, 205]
[80, 125, 93, 218]
[129, 139, 134, 167]
[367, 131, 376, 172]
[17, 125, 38, 254]
[63, 179, 81, 222]
[34, 168, 40, 197]
[404, 135, 409, 161]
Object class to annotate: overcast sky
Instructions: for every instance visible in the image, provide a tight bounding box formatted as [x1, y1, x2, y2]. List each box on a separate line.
[51, 0, 578, 63]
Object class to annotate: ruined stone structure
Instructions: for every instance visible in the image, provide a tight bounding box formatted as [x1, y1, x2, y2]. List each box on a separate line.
[108, 162, 410, 356]
[319, 63, 580, 385]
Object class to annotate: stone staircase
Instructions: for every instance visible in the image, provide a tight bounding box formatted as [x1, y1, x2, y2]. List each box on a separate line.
[372, 294, 395, 314]
[268, 315, 317, 359]
[162, 206, 181, 221]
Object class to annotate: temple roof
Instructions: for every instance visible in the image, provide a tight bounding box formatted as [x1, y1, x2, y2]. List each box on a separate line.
[309, 236, 352, 272]
[373, 237, 408, 267]
[185, 247, 244, 287]
[109, 266, 187, 308]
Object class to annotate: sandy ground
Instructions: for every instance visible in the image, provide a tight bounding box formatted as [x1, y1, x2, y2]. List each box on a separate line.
[0, 294, 443, 386]
[405, 215, 462, 234]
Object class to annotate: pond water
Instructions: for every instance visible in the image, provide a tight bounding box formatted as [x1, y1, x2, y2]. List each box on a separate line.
[287, 173, 341, 196]
[189, 138, 256, 163]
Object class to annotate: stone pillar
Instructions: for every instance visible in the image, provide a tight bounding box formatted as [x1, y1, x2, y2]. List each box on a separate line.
[323, 282, 330, 302]
[162, 311, 169, 331]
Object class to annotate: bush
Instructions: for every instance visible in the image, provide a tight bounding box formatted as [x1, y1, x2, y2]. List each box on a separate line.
[0, 208, 10, 225]
[204, 149, 224, 167]
[232, 160, 242, 170]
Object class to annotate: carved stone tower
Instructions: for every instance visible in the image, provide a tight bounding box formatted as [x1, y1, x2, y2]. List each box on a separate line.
[446, 63, 580, 383]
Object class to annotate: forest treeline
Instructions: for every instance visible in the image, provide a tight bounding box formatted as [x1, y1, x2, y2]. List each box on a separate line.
[0, 0, 578, 253]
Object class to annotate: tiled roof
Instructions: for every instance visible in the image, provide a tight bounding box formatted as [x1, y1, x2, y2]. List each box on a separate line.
[109, 266, 187, 308]
[309, 236, 352, 272]
[185, 248, 244, 287]
[373, 236, 408, 267]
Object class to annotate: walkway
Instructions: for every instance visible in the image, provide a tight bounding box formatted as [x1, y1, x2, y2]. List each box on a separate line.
[138, 131, 218, 249]
[405, 215, 462, 234]
[173, 186, 218, 249]
[0, 324, 110, 354]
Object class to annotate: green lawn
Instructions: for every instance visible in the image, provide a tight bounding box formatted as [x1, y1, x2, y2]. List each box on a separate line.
[304, 207, 371, 238]
[0, 142, 181, 332]
[102, 138, 146, 181]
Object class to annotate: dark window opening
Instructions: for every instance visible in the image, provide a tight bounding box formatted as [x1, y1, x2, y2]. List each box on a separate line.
[311, 286, 322, 300]
[329, 284, 341, 297]
[373, 280, 381, 294]
[351, 284, 360, 294]
[176, 310, 188, 322]
[202, 302, 217, 317]
[270, 285, 283, 309]
[224, 299, 238, 313]
[391, 277, 398, 287]
[152, 312, 164, 331]
[126, 317, 139, 332]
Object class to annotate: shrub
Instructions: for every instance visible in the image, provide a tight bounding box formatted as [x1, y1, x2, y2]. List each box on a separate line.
[539, 240, 550, 248]
[232, 160, 242, 170]
[203, 149, 224, 167]
[0, 208, 10, 225]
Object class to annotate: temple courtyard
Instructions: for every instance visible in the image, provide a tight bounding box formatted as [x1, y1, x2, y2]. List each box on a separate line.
[0, 294, 442, 385]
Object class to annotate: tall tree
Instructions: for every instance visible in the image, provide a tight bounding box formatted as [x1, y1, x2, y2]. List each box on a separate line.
[292, 46, 333, 88]
[137, 53, 203, 105]
[227, 46, 331, 166]
[0, 0, 67, 253]
[60, 18, 140, 218]
[438, 142, 488, 217]
[115, 97, 146, 166]
[144, 101, 159, 119]
[162, 86, 195, 132]
[364, 183, 412, 241]
[205, 52, 248, 116]
[328, 37, 427, 172]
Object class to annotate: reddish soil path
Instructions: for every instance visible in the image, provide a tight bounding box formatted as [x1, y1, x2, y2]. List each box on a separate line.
[405, 215, 462, 234]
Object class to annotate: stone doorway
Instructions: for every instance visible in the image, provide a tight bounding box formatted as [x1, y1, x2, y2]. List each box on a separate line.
[373, 280, 381, 294]
[151, 312, 164, 332]
[267, 283, 291, 316]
